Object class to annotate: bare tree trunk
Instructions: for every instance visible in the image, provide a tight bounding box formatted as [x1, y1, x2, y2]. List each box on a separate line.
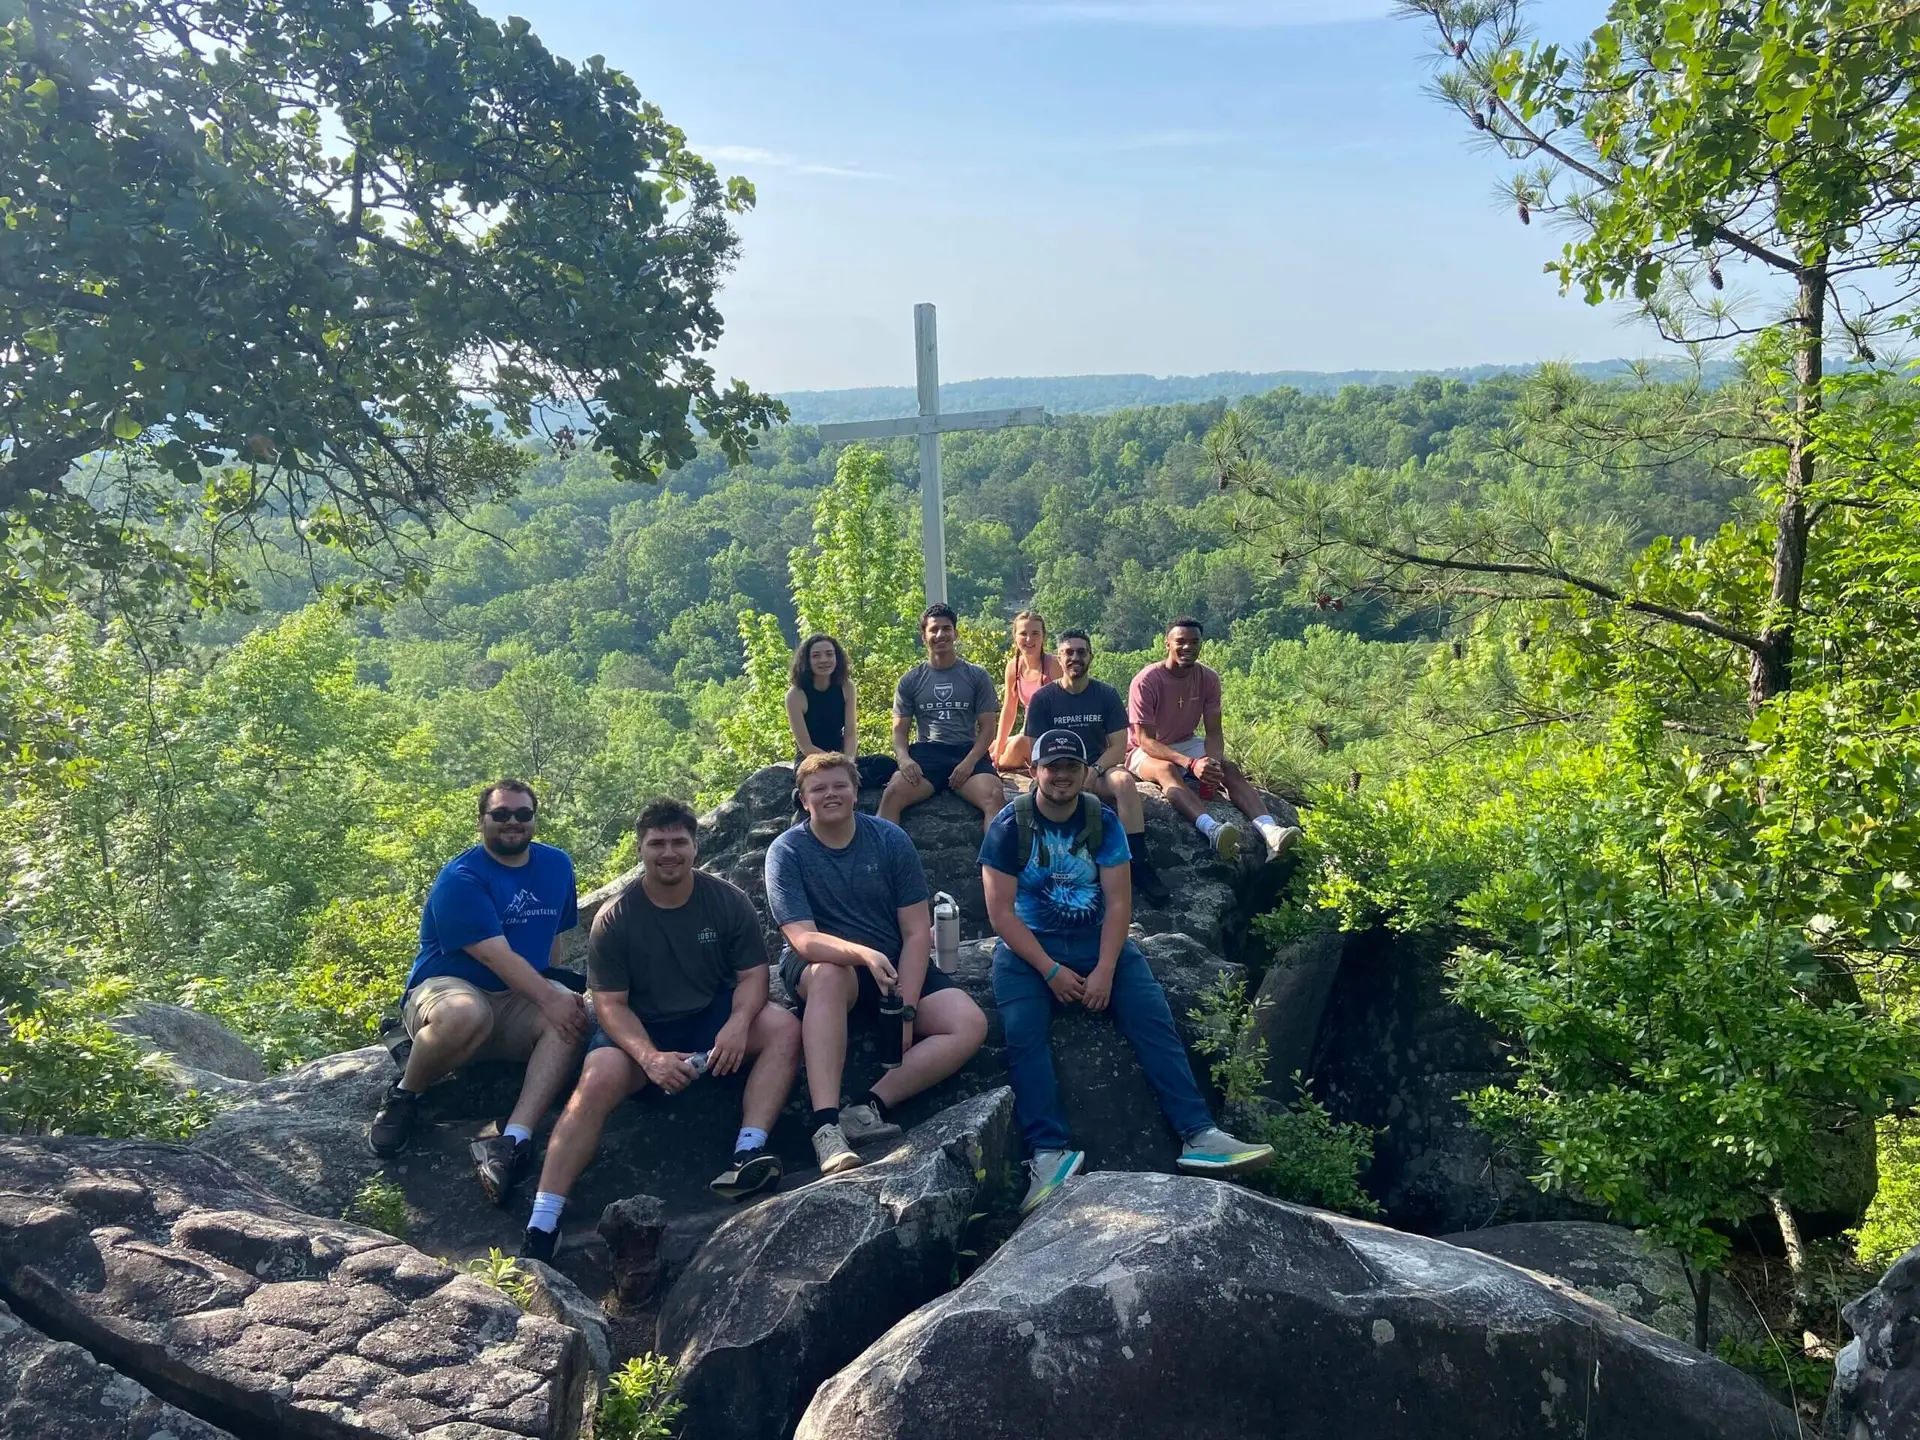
[1749, 259, 1825, 708]
[1769, 1189, 1815, 1340]
[1681, 1260, 1714, 1352]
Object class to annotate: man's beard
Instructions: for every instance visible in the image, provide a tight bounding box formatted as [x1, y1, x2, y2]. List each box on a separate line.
[491, 831, 532, 856]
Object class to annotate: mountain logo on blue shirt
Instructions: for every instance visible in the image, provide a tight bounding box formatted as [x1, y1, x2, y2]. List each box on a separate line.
[503, 887, 561, 923]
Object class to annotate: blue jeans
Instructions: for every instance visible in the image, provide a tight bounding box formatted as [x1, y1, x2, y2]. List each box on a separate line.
[991, 938, 1213, 1152]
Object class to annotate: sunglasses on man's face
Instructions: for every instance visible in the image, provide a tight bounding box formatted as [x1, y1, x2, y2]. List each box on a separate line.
[485, 807, 537, 824]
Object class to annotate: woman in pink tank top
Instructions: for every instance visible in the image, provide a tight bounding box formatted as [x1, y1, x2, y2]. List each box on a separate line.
[991, 609, 1062, 771]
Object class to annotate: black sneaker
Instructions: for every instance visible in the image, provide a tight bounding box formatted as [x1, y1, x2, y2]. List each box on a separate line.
[472, 1134, 533, 1208]
[709, 1147, 783, 1201]
[369, 1081, 419, 1157]
[1133, 861, 1171, 905]
[519, 1224, 558, 1265]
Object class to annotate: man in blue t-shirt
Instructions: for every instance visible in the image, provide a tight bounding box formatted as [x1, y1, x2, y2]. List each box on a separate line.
[982, 729, 1274, 1216]
[766, 752, 988, 1177]
[369, 779, 588, 1209]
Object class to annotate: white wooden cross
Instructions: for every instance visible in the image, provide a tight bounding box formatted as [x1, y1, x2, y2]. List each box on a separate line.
[817, 303, 1046, 605]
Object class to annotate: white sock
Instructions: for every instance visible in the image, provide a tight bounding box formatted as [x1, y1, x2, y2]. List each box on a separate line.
[1195, 814, 1220, 839]
[502, 1122, 533, 1146]
[527, 1191, 566, 1233]
[1253, 815, 1282, 839]
[735, 1127, 769, 1154]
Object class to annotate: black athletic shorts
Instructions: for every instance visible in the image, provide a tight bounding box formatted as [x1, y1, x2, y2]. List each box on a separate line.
[779, 949, 960, 1020]
[907, 741, 996, 793]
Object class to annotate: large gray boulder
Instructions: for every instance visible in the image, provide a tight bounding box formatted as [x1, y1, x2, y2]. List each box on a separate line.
[0, 1297, 237, 1440]
[657, 1088, 1013, 1440]
[109, 1001, 267, 1084]
[0, 1136, 586, 1440]
[799, 1171, 1798, 1440]
[1442, 1220, 1764, 1348]
[1826, 1242, 1920, 1439]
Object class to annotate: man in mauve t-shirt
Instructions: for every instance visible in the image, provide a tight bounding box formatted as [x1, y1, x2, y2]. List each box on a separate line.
[1126, 617, 1301, 866]
[517, 798, 800, 1263]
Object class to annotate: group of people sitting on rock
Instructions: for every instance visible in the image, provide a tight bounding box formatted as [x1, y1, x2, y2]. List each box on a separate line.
[369, 604, 1295, 1260]
[790, 604, 1301, 899]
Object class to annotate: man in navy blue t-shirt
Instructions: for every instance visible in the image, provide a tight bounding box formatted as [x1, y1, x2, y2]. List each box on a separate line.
[369, 779, 587, 1208]
[982, 730, 1273, 1217]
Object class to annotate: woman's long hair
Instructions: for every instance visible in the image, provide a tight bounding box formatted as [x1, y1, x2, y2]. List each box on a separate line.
[1008, 609, 1047, 669]
[790, 633, 849, 690]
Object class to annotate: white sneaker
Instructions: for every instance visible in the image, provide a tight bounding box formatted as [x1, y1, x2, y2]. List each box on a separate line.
[812, 1122, 862, 1176]
[1209, 822, 1243, 865]
[839, 1103, 903, 1147]
[1259, 823, 1303, 862]
[1020, 1149, 1086, 1216]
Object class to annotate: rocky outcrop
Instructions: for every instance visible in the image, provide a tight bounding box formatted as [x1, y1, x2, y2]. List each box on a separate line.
[197, 931, 1237, 1258]
[1306, 926, 1599, 1234]
[1, 1296, 238, 1440]
[110, 1001, 268, 1085]
[0, 1136, 586, 1440]
[657, 1087, 1013, 1440]
[576, 764, 1282, 964]
[1442, 1220, 1764, 1348]
[1309, 926, 1876, 1237]
[1826, 1242, 1920, 1440]
[799, 1171, 1799, 1440]
[1247, 929, 1344, 1102]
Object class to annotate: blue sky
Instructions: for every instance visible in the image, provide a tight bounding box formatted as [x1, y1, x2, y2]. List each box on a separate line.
[482, 0, 1652, 391]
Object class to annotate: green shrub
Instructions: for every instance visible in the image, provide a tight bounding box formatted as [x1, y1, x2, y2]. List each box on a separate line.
[1187, 973, 1380, 1217]
[1854, 1117, 1920, 1272]
[0, 977, 216, 1140]
[460, 1249, 533, 1309]
[344, 1175, 409, 1240]
[596, 1354, 685, 1440]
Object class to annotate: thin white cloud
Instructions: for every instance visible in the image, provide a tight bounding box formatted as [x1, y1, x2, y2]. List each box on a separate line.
[994, 1, 1394, 26]
[704, 143, 890, 181]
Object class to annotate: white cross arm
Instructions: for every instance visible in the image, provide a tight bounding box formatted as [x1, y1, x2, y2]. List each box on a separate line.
[816, 405, 1045, 444]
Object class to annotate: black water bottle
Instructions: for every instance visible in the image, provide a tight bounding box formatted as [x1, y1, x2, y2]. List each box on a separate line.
[877, 984, 904, 1070]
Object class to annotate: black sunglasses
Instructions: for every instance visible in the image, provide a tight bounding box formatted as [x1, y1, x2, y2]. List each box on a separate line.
[485, 807, 537, 824]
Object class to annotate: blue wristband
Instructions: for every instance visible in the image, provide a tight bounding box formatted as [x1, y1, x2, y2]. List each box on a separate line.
[1045, 963, 1061, 982]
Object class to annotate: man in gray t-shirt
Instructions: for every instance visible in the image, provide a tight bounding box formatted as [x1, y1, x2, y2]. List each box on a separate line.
[768, 752, 988, 1177]
[879, 603, 1006, 832]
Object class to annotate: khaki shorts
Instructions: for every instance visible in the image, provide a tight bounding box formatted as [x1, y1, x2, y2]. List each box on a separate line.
[402, 975, 573, 1063]
[1127, 733, 1206, 776]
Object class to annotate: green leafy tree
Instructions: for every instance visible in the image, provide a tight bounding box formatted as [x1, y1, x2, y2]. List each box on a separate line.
[1225, 0, 1920, 709]
[0, 0, 781, 619]
[728, 445, 923, 767]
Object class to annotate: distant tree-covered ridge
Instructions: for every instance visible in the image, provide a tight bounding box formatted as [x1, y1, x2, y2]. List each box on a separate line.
[776, 358, 1741, 423]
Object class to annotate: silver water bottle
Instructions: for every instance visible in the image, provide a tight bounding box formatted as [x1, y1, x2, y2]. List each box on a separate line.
[932, 892, 960, 972]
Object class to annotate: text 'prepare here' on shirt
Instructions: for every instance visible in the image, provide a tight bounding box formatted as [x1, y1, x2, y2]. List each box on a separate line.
[408, 842, 579, 994]
[1127, 661, 1222, 751]
[979, 800, 1131, 964]
[587, 871, 766, 1024]
[1022, 678, 1128, 763]
[764, 813, 930, 967]
[893, 659, 999, 747]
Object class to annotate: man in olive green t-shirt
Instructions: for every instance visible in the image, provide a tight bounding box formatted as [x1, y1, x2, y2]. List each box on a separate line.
[518, 799, 801, 1261]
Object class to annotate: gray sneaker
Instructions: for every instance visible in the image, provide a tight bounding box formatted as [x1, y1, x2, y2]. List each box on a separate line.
[1209, 822, 1243, 865]
[1020, 1149, 1086, 1216]
[1176, 1126, 1275, 1177]
[812, 1123, 862, 1176]
[839, 1102, 903, 1147]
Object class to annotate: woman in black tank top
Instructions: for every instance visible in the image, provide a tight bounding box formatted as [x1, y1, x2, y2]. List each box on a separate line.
[786, 633, 856, 760]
